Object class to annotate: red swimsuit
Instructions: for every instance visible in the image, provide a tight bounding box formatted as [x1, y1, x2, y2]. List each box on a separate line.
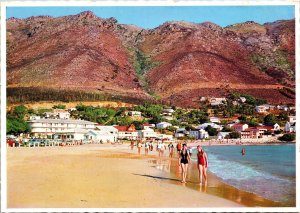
[197, 152, 205, 166]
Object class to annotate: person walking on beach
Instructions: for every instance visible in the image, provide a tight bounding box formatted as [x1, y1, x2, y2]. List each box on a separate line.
[149, 140, 153, 151]
[197, 146, 208, 185]
[137, 141, 142, 154]
[144, 141, 149, 155]
[130, 140, 134, 150]
[178, 144, 191, 183]
[168, 142, 174, 158]
[176, 142, 182, 154]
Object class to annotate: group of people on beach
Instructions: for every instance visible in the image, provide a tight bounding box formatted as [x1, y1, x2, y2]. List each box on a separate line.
[178, 143, 208, 184]
[131, 140, 209, 185]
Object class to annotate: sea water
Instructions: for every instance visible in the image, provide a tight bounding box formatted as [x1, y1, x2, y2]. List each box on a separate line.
[191, 144, 296, 204]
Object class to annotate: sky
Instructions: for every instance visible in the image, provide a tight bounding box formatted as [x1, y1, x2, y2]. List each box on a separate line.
[6, 6, 295, 29]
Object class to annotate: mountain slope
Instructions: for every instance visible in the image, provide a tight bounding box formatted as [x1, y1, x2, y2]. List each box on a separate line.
[6, 12, 295, 106]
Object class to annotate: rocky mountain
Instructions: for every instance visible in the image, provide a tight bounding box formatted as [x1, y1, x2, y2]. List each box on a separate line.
[7, 11, 295, 107]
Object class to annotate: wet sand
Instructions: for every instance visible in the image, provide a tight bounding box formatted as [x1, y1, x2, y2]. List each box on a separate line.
[6, 144, 281, 208]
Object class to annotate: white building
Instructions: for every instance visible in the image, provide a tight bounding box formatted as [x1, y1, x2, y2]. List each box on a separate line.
[209, 97, 226, 106]
[217, 132, 230, 139]
[127, 111, 142, 116]
[162, 108, 175, 116]
[255, 104, 275, 113]
[285, 121, 296, 133]
[29, 115, 41, 120]
[157, 134, 173, 141]
[189, 129, 209, 139]
[138, 128, 158, 139]
[95, 125, 118, 139]
[209, 117, 221, 123]
[28, 118, 96, 140]
[288, 116, 296, 123]
[142, 124, 155, 129]
[240, 97, 246, 103]
[196, 123, 223, 131]
[85, 130, 116, 143]
[156, 122, 172, 129]
[44, 109, 70, 119]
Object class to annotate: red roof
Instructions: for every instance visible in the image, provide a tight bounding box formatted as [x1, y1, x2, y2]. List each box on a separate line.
[143, 124, 153, 126]
[114, 124, 136, 132]
[232, 124, 247, 128]
[256, 126, 273, 130]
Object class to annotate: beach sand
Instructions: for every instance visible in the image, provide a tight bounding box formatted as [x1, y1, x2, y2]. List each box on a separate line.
[6, 144, 278, 208]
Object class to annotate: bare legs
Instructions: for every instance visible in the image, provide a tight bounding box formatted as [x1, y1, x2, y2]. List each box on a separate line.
[197, 164, 207, 184]
[181, 163, 188, 183]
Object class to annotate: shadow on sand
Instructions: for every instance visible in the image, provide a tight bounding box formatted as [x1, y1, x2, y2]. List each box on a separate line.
[132, 173, 179, 182]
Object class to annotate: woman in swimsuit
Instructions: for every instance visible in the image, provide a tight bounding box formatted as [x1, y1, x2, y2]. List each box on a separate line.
[197, 146, 208, 185]
[178, 144, 191, 183]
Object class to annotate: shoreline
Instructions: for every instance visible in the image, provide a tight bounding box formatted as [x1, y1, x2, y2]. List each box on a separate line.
[6, 144, 293, 208]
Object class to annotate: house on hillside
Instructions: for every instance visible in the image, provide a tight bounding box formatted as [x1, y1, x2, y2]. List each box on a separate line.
[142, 124, 155, 130]
[209, 97, 227, 106]
[239, 97, 246, 103]
[255, 104, 275, 113]
[175, 128, 187, 138]
[114, 124, 138, 140]
[127, 111, 142, 117]
[162, 108, 175, 116]
[156, 122, 172, 129]
[231, 124, 248, 133]
[44, 109, 70, 119]
[209, 117, 221, 123]
[196, 123, 223, 131]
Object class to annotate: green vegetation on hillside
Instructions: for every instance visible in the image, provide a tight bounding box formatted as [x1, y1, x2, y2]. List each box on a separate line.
[251, 49, 294, 79]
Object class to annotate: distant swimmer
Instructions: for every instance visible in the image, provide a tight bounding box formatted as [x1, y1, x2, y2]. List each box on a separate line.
[241, 148, 246, 156]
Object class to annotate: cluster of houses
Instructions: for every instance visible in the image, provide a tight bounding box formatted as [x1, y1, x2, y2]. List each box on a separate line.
[27, 107, 296, 142]
[255, 104, 295, 113]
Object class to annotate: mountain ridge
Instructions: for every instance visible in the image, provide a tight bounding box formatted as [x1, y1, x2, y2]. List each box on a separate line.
[7, 11, 295, 107]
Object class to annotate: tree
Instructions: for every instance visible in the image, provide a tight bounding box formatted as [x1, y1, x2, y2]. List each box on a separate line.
[264, 114, 278, 126]
[238, 115, 247, 122]
[205, 125, 218, 136]
[53, 104, 66, 109]
[278, 134, 295, 142]
[229, 131, 240, 139]
[248, 119, 258, 127]
[222, 126, 233, 132]
[13, 105, 27, 119]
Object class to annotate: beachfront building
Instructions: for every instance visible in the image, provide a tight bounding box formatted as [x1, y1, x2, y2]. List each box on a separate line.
[288, 116, 296, 123]
[44, 109, 70, 119]
[189, 129, 209, 139]
[138, 128, 158, 139]
[195, 123, 223, 131]
[217, 132, 230, 139]
[28, 118, 96, 140]
[85, 130, 116, 143]
[114, 124, 138, 140]
[157, 134, 173, 141]
[95, 125, 118, 138]
[209, 117, 221, 123]
[156, 122, 172, 129]
[241, 128, 261, 139]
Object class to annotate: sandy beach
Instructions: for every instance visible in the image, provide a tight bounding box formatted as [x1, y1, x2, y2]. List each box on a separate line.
[6, 144, 280, 208]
